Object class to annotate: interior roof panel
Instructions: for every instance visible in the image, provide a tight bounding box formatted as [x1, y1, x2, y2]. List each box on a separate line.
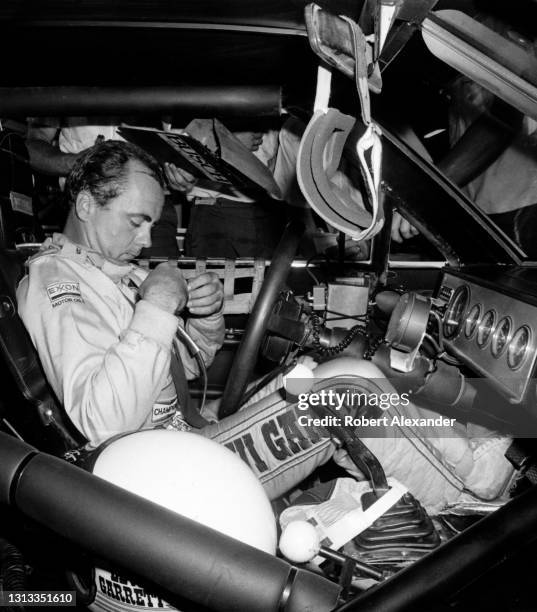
[0, 0, 307, 29]
[0, 27, 315, 87]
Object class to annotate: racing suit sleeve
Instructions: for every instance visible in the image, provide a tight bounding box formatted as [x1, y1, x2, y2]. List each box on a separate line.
[17, 256, 188, 446]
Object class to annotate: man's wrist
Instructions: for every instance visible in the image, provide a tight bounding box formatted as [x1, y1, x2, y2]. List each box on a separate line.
[130, 300, 179, 348]
[143, 294, 186, 315]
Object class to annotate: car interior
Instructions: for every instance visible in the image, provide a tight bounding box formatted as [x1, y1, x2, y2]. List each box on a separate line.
[2, 1, 537, 611]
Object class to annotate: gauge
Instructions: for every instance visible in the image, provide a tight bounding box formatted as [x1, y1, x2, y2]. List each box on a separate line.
[507, 325, 532, 370]
[386, 293, 431, 351]
[443, 285, 470, 339]
[491, 316, 512, 358]
[476, 309, 496, 348]
[464, 304, 481, 339]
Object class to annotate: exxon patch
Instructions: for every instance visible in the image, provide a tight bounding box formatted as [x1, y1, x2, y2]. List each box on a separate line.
[46, 281, 84, 308]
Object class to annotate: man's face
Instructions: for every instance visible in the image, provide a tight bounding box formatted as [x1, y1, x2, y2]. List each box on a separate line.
[84, 161, 164, 263]
[233, 130, 264, 152]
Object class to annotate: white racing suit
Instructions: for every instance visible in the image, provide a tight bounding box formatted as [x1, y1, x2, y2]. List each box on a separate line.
[18, 234, 514, 510]
[17, 234, 224, 446]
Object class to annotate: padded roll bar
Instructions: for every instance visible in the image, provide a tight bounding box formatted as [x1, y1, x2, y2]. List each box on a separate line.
[0, 433, 340, 612]
[0, 85, 282, 117]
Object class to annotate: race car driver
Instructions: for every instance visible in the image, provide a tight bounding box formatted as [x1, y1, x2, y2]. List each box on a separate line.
[17, 140, 515, 510]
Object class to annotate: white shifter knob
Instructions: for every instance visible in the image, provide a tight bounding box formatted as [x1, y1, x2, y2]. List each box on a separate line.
[279, 520, 321, 563]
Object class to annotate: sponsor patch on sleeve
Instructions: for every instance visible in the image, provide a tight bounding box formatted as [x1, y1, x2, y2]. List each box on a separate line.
[152, 399, 177, 424]
[46, 281, 84, 308]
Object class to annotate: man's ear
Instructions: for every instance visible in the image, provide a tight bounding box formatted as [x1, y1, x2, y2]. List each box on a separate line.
[74, 190, 96, 222]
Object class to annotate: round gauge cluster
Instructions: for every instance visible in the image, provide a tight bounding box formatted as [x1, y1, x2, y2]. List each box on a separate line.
[443, 285, 469, 340]
[443, 284, 533, 370]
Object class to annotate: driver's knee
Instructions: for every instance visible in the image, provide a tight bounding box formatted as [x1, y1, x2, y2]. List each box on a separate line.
[313, 357, 386, 381]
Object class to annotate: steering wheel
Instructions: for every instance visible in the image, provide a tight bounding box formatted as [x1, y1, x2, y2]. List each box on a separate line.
[218, 219, 304, 419]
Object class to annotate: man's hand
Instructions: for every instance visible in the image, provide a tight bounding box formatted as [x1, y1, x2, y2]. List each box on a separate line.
[138, 262, 188, 314]
[233, 130, 264, 152]
[187, 272, 223, 316]
[325, 238, 369, 260]
[391, 211, 419, 243]
[164, 163, 197, 194]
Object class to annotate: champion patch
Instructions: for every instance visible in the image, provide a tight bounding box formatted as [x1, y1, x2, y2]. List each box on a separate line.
[46, 281, 84, 308]
[152, 401, 177, 423]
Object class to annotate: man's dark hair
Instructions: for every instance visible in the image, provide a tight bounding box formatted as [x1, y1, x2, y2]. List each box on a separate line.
[64, 140, 165, 208]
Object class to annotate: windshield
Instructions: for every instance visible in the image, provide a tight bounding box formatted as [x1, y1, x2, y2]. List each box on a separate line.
[448, 75, 537, 260]
[376, 1, 537, 262]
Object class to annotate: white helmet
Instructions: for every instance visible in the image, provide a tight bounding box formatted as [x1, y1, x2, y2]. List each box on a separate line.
[87, 429, 277, 612]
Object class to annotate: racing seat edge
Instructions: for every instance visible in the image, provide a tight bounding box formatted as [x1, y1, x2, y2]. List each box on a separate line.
[0, 248, 86, 454]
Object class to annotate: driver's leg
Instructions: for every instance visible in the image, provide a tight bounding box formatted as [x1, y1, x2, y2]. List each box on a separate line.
[333, 400, 514, 513]
[200, 361, 514, 512]
[200, 380, 335, 501]
[201, 381, 465, 509]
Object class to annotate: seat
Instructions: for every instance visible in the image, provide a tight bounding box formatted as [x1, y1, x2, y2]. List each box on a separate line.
[0, 249, 86, 454]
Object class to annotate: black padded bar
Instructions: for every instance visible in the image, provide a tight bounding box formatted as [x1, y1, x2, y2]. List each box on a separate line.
[0, 434, 36, 506]
[1, 433, 340, 612]
[0, 85, 282, 117]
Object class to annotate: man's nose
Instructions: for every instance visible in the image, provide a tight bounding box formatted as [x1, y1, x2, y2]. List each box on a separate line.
[138, 225, 152, 249]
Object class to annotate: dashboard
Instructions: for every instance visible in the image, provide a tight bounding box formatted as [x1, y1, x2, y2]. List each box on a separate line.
[436, 268, 537, 404]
